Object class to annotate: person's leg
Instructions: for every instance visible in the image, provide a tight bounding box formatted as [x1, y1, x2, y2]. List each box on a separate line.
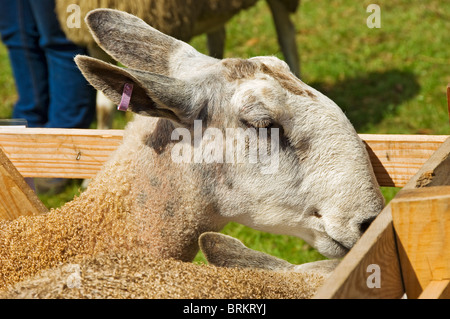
[29, 0, 96, 129]
[0, 0, 49, 127]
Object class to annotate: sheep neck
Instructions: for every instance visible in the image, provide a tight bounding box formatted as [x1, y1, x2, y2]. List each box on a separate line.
[101, 117, 226, 261]
[0, 117, 224, 290]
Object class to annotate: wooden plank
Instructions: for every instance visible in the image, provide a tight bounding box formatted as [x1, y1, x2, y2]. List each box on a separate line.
[0, 128, 123, 179]
[392, 135, 450, 299]
[0, 147, 48, 220]
[418, 280, 450, 299]
[314, 136, 450, 299]
[391, 186, 450, 298]
[0, 128, 447, 185]
[360, 134, 448, 187]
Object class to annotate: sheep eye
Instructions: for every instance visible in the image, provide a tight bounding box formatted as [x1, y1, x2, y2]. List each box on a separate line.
[240, 118, 273, 129]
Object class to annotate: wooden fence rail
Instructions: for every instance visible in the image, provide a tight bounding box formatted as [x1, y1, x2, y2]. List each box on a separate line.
[0, 128, 123, 179]
[0, 128, 448, 187]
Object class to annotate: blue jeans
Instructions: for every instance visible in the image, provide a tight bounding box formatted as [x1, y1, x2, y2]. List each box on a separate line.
[0, 0, 95, 128]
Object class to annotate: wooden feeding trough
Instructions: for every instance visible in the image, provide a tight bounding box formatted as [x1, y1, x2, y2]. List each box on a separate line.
[315, 85, 450, 299]
[0, 125, 449, 299]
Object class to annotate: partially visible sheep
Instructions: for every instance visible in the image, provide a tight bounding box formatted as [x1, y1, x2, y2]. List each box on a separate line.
[199, 232, 340, 278]
[0, 127, 224, 289]
[56, 0, 300, 72]
[55, 0, 301, 129]
[0, 158, 137, 289]
[0, 232, 335, 299]
[0, 249, 326, 299]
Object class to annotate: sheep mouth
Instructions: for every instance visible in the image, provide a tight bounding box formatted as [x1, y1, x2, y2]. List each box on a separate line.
[309, 231, 351, 259]
[323, 237, 350, 259]
[332, 238, 350, 253]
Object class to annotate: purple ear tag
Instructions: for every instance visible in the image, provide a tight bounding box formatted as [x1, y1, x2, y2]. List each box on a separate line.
[118, 83, 134, 112]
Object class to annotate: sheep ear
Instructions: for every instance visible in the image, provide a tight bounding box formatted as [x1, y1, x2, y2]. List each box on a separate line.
[199, 232, 295, 271]
[75, 55, 197, 124]
[84, 8, 217, 77]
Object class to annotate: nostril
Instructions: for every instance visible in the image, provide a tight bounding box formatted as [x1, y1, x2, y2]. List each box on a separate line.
[359, 216, 376, 233]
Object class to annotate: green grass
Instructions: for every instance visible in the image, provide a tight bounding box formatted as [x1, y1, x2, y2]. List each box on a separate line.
[0, 45, 15, 119]
[36, 179, 85, 209]
[1, 0, 449, 265]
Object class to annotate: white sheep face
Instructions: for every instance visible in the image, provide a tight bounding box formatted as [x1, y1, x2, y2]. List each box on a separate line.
[197, 56, 384, 258]
[76, 9, 384, 259]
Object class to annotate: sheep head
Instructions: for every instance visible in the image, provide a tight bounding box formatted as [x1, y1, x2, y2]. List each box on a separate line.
[75, 9, 384, 259]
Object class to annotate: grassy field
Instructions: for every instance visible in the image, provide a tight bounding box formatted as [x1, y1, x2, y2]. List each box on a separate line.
[0, 0, 449, 265]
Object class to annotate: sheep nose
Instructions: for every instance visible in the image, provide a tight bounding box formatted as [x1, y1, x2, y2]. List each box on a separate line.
[359, 216, 376, 234]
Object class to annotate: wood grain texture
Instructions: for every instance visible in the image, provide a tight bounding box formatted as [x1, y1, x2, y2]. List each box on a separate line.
[0, 148, 48, 220]
[360, 134, 448, 187]
[391, 186, 450, 298]
[419, 280, 450, 299]
[0, 128, 123, 179]
[0, 128, 447, 185]
[393, 137, 450, 298]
